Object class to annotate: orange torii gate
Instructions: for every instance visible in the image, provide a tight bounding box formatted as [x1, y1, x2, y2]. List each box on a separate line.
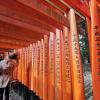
[11, 0, 100, 100]
[89, 0, 100, 99]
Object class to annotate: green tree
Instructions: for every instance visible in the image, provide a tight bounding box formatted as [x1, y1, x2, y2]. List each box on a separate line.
[79, 33, 89, 64]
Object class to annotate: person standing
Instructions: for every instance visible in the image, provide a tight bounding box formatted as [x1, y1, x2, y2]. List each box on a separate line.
[0, 50, 19, 100]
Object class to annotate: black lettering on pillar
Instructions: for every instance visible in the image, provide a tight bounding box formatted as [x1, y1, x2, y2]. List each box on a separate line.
[94, 26, 100, 79]
[64, 36, 71, 83]
[73, 34, 82, 83]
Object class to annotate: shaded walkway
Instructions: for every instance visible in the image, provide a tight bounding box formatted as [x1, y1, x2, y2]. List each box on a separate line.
[9, 82, 41, 100]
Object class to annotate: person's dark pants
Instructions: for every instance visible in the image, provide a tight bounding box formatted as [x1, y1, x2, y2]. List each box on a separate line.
[0, 85, 10, 100]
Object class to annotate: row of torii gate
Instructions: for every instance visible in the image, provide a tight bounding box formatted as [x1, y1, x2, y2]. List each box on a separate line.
[0, 0, 100, 100]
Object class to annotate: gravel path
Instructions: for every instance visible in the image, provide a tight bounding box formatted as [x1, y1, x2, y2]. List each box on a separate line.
[83, 64, 93, 100]
[84, 71, 93, 100]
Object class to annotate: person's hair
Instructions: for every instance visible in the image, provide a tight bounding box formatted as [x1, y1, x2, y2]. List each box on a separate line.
[9, 53, 18, 60]
[8, 50, 19, 60]
[8, 51, 19, 65]
[0, 53, 4, 61]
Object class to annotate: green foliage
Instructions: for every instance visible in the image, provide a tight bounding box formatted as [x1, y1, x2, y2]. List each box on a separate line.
[79, 34, 89, 64]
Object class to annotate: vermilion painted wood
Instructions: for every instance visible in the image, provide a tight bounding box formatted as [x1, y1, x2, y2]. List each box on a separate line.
[16, 0, 69, 28]
[0, 35, 29, 46]
[20, 49, 24, 83]
[0, 5, 55, 33]
[39, 0, 67, 13]
[69, 9, 85, 100]
[0, 0, 90, 50]
[0, 13, 49, 37]
[39, 39, 44, 99]
[0, 21, 43, 42]
[34, 44, 37, 93]
[18, 49, 22, 82]
[40, 0, 90, 18]
[55, 29, 63, 100]
[21, 48, 26, 84]
[0, 14, 50, 37]
[0, 0, 65, 30]
[33, 44, 38, 93]
[24, 48, 28, 86]
[0, 35, 31, 45]
[28, 45, 32, 90]
[48, 32, 55, 100]
[0, 42, 23, 49]
[63, 0, 90, 18]
[31, 44, 35, 91]
[62, 26, 72, 100]
[36, 41, 40, 96]
[86, 18, 91, 55]
[0, 0, 56, 32]
[90, 0, 100, 99]
[0, 39, 27, 47]
[26, 47, 30, 88]
[0, 48, 11, 52]
[0, 33, 34, 44]
[43, 35, 49, 100]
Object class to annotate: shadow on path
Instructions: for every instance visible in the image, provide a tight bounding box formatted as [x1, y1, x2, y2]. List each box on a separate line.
[10, 82, 42, 100]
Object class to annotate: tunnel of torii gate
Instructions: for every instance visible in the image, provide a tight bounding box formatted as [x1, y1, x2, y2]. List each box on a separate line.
[0, 0, 100, 100]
